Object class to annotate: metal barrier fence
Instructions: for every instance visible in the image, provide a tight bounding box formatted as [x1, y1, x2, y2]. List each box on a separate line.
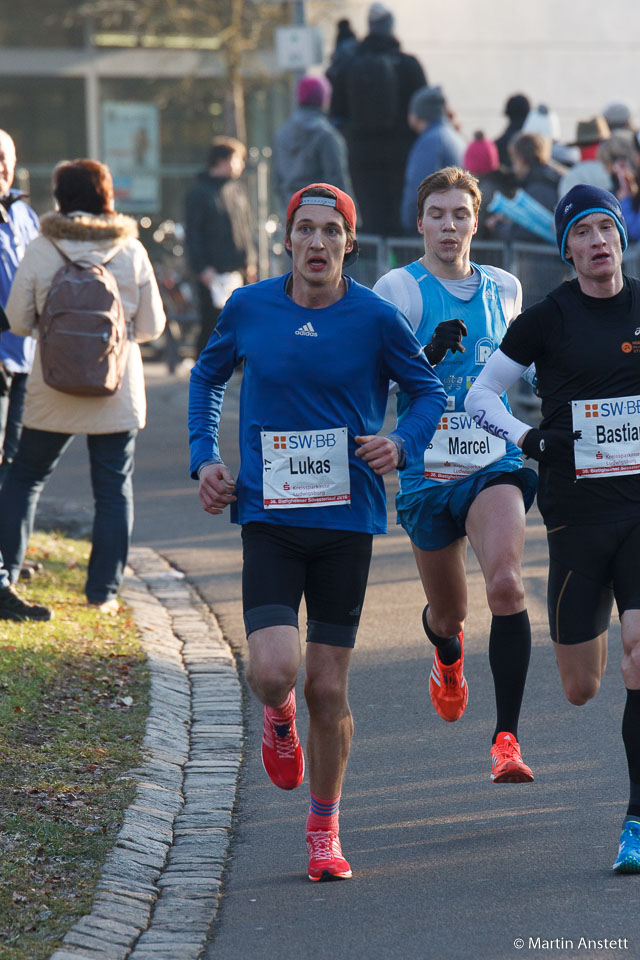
[347, 235, 640, 308]
[152, 224, 640, 371]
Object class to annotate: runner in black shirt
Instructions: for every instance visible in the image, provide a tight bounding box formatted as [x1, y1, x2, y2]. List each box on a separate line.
[465, 185, 640, 874]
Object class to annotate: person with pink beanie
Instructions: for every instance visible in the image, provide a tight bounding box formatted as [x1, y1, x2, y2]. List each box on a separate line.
[464, 132, 499, 176]
[271, 75, 355, 214]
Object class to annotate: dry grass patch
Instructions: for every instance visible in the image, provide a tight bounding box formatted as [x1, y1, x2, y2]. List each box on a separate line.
[0, 531, 149, 960]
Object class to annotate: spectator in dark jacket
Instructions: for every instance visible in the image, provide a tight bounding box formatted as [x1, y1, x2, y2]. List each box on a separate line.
[185, 137, 257, 357]
[489, 133, 561, 243]
[272, 75, 355, 215]
[329, 2, 426, 236]
[494, 93, 531, 170]
[326, 19, 358, 88]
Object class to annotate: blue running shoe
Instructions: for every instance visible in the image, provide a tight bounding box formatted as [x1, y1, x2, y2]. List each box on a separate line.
[612, 820, 640, 873]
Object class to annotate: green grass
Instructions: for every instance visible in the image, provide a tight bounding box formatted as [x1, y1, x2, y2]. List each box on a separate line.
[0, 531, 150, 960]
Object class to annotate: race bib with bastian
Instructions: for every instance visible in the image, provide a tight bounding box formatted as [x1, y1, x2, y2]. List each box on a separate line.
[261, 427, 350, 508]
[572, 395, 640, 478]
[424, 411, 506, 482]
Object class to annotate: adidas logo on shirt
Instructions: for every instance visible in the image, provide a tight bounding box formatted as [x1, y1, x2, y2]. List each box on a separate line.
[295, 322, 318, 337]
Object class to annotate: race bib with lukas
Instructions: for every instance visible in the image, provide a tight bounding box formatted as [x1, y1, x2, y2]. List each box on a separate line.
[261, 427, 350, 508]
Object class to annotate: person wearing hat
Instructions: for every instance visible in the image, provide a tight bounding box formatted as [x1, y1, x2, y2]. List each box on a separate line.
[463, 132, 512, 240]
[522, 103, 579, 168]
[466, 184, 640, 874]
[329, 3, 427, 236]
[603, 101, 636, 140]
[558, 116, 613, 197]
[271, 74, 355, 216]
[375, 165, 538, 785]
[400, 86, 466, 233]
[188, 183, 446, 881]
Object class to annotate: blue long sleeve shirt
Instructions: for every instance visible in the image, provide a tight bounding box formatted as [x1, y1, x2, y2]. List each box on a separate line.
[189, 273, 447, 534]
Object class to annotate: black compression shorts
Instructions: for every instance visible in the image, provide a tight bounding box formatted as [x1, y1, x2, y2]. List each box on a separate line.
[546, 518, 640, 644]
[241, 522, 373, 648]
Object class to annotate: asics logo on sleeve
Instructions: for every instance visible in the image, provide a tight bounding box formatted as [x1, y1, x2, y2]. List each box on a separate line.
[295, 322, 318, 337]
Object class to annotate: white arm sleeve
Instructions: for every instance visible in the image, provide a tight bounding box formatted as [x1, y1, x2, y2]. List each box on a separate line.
[464, 349, 532, 446]
[372, 269, 422, 334]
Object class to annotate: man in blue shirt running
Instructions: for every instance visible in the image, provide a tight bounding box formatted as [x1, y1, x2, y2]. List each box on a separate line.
[188, 183, 446, 882]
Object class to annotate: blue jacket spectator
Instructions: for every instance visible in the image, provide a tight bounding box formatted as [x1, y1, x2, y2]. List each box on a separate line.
[401, 86, 465, 234]
[620, 197, 640, 242]
[0, 130, 39, 476]
[0, 189, 39, 374]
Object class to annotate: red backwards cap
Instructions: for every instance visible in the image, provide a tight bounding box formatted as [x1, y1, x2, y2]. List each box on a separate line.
[286, 183, 357, 235]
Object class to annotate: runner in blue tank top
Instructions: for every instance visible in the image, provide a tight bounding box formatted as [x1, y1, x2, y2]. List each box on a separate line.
[374, 166, 537, 783]
[189, 183, 446, 882]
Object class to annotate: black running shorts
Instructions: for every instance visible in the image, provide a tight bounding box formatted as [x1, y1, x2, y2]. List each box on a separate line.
[241, 522, 373, 648]
[547, 518, 640, 644]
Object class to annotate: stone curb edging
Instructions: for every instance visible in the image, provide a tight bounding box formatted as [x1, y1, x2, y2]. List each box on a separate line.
[49, 546, 243, 960]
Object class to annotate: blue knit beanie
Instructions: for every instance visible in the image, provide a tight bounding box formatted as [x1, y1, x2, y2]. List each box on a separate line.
[555, 184, 628, 263]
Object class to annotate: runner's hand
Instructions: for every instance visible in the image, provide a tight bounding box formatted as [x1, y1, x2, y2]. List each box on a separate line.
[424, 318, 468, 366]
[521, 428, 582, 465]
[355, 435, 398, 475]
[199, 463, 237, 514]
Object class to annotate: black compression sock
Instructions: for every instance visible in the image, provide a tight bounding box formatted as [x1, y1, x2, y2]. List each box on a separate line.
[489, 610, 531, 744]
[622, 688, 640, 819]
[422, 605, 461, 666]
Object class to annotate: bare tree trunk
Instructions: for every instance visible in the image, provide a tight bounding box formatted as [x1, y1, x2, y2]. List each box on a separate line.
[224, 0, 247, 143]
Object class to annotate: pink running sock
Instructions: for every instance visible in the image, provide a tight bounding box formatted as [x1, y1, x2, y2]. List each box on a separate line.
[306, 792, 341, 834]
[268, 689, 296, 722]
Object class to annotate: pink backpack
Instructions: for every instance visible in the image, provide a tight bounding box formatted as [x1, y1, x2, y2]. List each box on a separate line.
[39, 242, 130, 396]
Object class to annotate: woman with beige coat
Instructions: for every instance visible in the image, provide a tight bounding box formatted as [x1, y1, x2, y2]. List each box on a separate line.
[0, 159, 165, 612]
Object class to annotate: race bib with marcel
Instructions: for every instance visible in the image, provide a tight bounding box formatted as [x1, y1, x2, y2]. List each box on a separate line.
[424, 412, 506, 482]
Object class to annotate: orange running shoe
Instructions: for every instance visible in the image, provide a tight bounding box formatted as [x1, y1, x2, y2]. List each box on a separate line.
[490, 732, 534, 783]
[428, 632, 468, 722]
[261, 694, 305, 791]
[307, 830, 352, 882]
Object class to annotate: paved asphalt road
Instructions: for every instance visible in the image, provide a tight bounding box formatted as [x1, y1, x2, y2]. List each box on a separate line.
[40, 366, 640, 960]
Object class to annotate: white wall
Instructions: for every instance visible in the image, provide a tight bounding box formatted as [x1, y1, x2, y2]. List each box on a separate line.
[311, 0, 640, 143]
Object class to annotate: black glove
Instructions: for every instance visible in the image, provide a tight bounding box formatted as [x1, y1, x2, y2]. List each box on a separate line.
[424, 318, 468, 366]
[521, 428, 582, 465]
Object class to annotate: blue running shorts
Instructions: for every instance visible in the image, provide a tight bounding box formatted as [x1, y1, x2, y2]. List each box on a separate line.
[396, 466, 537, 551]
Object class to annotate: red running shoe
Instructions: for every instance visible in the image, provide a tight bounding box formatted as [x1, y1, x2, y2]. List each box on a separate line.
[261, 693, 305, 790]
[307, 830, 352, 881]
[490, 732, 534, 783]
[429, 632, 468, 722]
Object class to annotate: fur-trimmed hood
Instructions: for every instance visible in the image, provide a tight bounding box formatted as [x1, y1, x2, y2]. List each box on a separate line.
[40, 211, 139, 242]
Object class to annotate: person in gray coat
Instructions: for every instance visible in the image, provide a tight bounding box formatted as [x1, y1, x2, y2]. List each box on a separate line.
[272, 75, 355, 215]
